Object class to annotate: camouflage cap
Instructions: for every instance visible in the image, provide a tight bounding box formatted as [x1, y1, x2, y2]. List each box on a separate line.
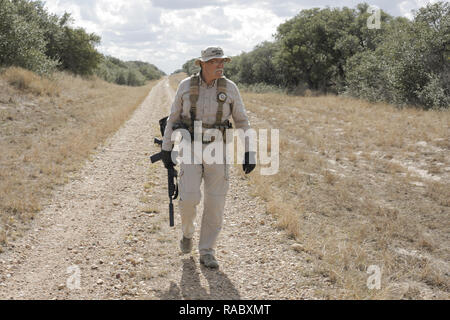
[195, 47, 231, 66]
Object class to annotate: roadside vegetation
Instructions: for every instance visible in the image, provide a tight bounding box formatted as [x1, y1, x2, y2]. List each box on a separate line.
[182, 2, 449, 109]
[0, 0, 165, 84]
[243, 92, 449, 299]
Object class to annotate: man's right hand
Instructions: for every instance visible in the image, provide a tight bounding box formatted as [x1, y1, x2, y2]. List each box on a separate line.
[162, 150, 175, 169]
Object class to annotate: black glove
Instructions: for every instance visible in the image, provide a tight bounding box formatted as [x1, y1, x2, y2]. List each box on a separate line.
[243, 152, 256, 174]
[161, 150, 175, 169]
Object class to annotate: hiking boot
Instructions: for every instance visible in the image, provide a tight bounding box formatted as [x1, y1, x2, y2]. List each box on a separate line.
[200, 254, 219, 269]
[180, 236, 193, 254]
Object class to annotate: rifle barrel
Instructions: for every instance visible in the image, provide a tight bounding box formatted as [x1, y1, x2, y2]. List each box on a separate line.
[150, 152, 162, 163]
[169, 201, 174, 227]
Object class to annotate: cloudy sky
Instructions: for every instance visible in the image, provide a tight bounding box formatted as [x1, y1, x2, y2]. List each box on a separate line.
[43, 0, 442, 74]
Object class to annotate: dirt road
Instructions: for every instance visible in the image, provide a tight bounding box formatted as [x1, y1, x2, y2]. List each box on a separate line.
[0, 78, 316, 299]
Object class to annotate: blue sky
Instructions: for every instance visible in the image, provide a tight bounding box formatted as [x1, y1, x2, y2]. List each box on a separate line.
[43, 0, 443, 74]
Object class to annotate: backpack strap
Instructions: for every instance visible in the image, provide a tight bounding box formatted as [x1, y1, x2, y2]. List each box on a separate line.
[215, 77, 227, 126]
[189, 74, 200, 126]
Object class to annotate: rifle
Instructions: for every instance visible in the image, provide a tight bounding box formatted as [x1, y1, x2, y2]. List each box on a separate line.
[150, 116, 178, 227]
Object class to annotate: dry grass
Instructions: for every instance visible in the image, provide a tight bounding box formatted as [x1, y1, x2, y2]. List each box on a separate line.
[166, 73, 449, 299]
[2, 67, 61, 96]
[0, 67, 157, 245]
[168, 72, 187, 91]
[241, 91, 450, 299]
[426, 182, 450, 207]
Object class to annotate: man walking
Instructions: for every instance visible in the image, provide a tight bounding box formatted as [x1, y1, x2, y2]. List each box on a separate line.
[161, 46, 255, 268]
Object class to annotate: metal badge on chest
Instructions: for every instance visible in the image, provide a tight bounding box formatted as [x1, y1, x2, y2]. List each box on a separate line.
[217, 92, 227, 102]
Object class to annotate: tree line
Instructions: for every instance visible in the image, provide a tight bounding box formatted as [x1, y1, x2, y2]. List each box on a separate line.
[0, 0, 165, 85]
[182, 2, 449, 109]
[96, 56, 165, 87]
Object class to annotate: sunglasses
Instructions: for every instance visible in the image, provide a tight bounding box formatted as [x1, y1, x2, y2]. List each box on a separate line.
[206, 59, 226, 65]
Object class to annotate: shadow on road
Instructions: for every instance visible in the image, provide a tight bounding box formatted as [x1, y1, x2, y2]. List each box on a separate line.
[157, 257, 240, 300]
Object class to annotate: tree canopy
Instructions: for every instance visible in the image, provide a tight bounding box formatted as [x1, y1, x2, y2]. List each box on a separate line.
[183, 2, 449, 109]
[0, 0, 165, 85]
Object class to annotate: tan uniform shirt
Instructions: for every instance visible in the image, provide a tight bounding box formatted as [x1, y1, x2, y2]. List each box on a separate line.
[162, 76, 251, 151]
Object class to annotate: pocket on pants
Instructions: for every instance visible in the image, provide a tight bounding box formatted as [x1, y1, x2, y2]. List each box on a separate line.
[179, 164, 203, 202]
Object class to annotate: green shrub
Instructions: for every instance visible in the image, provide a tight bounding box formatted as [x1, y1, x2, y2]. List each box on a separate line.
[238, 82, 287, 94]
[416, 73, 450, 109]
[182, 58, 200, 76]
[0, 0, 59, 75]
[0, 0, 162, 80]
[345, 2, 449, 109]
[56, 26, 102, 76]
[94, 56, 165, 86]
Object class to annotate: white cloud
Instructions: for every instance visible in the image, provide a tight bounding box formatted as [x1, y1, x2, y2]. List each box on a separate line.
[42, 0, 441, 74]
[152, 0, 225, 10]
[398, 0, 441, 19]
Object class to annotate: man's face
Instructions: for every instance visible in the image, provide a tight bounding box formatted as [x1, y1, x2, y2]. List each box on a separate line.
[201, 58, 225, 80]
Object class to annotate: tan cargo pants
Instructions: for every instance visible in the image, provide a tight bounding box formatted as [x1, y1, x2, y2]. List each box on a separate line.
[178, 143, 229, 256]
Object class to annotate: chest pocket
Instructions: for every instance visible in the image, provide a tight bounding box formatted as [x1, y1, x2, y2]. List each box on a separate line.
[180, 80, 233, 122]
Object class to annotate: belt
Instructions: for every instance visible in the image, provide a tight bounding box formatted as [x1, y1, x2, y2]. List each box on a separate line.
[175, 119, 231, 144]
